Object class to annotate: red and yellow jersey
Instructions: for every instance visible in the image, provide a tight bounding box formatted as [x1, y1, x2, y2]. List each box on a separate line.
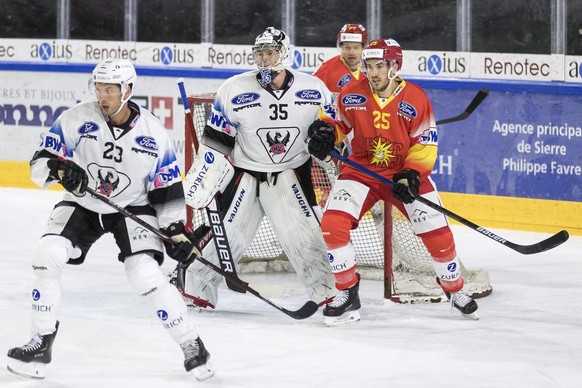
[335, 77, 438, 182]
[313, 55, 365, 94]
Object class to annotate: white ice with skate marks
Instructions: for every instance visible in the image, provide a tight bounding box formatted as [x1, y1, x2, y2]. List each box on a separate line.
[0, 187, 581, 387]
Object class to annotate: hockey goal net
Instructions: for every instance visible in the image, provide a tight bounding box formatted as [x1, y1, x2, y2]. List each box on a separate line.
[184, 93, 492, 303]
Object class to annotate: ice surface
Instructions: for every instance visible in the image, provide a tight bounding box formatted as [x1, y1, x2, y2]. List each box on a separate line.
[1, 187, 581, 387]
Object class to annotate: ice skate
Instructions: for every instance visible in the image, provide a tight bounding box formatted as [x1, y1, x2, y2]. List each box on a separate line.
[7, 321, 59, 379]
[448, 291, 479, 319]
[181, 337, 214, 381]
[437, 278, 479, 319]
[323, 275, 361, 327]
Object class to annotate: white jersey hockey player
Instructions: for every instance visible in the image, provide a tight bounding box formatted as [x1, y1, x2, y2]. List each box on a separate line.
[7, 59, 213, 381]
[178, 27, 337, 311]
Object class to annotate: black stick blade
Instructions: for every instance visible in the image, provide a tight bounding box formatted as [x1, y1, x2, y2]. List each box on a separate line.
[511, 230, 570, 255]
[283, 301, 319, 320]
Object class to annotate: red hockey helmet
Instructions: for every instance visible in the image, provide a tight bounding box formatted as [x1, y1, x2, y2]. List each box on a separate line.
[362, 38, 403, 71]
[336, 24, 368, 47]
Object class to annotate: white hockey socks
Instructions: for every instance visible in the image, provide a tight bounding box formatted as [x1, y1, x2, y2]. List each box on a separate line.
[124, 254, 199, 345]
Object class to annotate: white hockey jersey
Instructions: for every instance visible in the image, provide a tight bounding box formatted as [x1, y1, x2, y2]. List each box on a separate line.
[30, 100, 186, 228]
[206, 69, 336, 172]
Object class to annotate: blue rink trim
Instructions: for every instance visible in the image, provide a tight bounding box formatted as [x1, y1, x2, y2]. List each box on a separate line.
[1, 61, 582, 95]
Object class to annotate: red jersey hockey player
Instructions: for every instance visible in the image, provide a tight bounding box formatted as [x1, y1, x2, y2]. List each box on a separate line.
[314, 23, 368, 95]
[307, 38, 479, 325]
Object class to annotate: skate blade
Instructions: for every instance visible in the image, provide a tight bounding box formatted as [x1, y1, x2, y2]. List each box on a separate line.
[450, 306, 479, 320]
[190, 361, 215, 381]
[461, 311, 479, 320]
[7, 359, 46, 379]
[324, 310, 361, 327]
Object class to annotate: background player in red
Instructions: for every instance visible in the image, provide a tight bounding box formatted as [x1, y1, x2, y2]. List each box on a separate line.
[312, 23, 368, 208]
[307, 38, 480, 325]
[314, 23, 368, 96]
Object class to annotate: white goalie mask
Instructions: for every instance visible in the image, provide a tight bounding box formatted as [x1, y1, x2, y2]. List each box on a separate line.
[252, 27, 292, 84]
[90, 59, 137, 115]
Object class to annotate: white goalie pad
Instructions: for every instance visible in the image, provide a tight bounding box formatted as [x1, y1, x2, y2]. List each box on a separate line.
[184, 144, 234, 209]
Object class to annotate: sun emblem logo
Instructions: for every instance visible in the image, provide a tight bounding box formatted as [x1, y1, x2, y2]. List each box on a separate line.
[369, 137, 397, 167]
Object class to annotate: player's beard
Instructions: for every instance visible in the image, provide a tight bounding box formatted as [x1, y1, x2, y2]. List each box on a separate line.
[369, 77, 389, 94]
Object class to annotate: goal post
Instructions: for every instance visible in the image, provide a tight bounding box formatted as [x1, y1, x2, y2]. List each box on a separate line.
[184, 93, 492, 303]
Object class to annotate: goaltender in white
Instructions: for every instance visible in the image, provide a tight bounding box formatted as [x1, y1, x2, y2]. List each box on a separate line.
[177, 27, 341, 319]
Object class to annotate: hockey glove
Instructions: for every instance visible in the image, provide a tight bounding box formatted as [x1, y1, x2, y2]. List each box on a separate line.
[47, 158, 88, 197]
[161, 221, 203, 263]
[392, 169, 420, 204]
[307, 120, 336, 161]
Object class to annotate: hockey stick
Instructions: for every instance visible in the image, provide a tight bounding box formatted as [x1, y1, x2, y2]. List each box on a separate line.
[435, 88, 489, 125]
[85, 186, 319, 320]
[177, 78, 246, 293]
[328, 150, 569, 255]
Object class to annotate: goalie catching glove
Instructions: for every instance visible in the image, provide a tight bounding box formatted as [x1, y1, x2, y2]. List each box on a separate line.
[307, 119, 336, 161]
[161, 221, 208, 263]
[183, 144, 234, 209]
[47, 158, 88, 197]
[392, 169, 420, 204]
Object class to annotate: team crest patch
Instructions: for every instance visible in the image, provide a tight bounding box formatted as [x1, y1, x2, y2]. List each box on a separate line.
[257, 127, 300, 163]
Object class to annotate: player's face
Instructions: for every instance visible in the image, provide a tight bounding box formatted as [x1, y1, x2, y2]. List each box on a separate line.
[365, 59, 390, 93]
[94, 83, 124, 116]
[340, 42, 364, 71]
[254, 48, 281, 69]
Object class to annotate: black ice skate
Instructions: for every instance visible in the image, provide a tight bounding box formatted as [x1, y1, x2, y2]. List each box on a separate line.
[438, 278, 479, 320]
[181, 337, 214, 381]
[323, 274, 361, 326]
[7, 321, 59, 379]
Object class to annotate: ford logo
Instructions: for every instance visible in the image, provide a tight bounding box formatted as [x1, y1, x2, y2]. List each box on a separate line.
[135, 136, 158, 150]
[398, 101, 417, 118]
[231, 92, 260, 105]
[295, 89, 321, 100]
[337, 74, 352, 88]
[78, 122, 100, 134]
[342, 94, 367, 105]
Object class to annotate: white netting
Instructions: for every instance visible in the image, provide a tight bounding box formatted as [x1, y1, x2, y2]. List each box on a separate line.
[185, 94, 492, 303]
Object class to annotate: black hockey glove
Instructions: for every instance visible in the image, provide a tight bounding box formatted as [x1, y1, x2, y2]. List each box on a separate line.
[392, 169, 420, 204]
[162, 221, 205, 263]
[47, 158, 88, 197]
[307, 120, 336, 161]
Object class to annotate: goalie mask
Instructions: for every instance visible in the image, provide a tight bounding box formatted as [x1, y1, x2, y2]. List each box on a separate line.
[90, 59, 137, 116]
[362, 38, 403, 80]
[252, 27, 291, 86]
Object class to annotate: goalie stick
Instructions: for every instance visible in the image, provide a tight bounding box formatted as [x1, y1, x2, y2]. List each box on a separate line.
[177, 78, 246, 294]
[328, 150, 569, 255]
[435, 88, 489, 125]
[85, 186, 319, 320]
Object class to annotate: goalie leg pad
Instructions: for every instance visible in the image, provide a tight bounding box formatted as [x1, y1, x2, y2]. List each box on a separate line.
[183, 174, 265, 307]
[260, 169, 336, 303]
[125, 253, 199, 345]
